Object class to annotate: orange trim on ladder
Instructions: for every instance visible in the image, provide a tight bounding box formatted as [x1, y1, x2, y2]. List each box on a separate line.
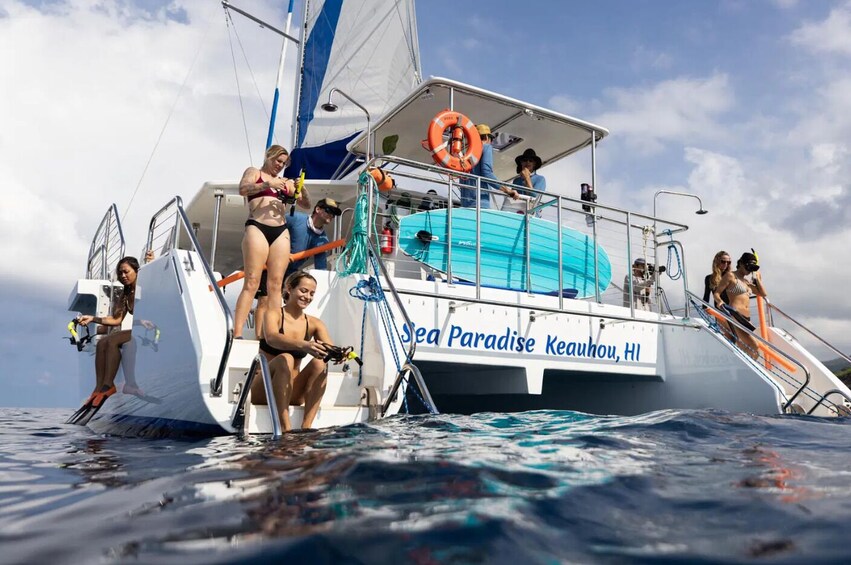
[757, 296, 772, 371]
[705, 306, 796, 373]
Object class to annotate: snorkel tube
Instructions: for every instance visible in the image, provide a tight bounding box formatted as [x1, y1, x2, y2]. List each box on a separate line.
[289, 170, 306, 216]
[67, 319, 93, 352]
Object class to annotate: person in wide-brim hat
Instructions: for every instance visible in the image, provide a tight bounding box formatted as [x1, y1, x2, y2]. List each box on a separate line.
[514, 148, 543, 173]
[506, 148, 547, 216]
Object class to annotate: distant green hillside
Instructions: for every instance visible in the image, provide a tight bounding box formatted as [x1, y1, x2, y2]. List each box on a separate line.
[824, 358, 851, 373]
[838, 366, 851, 386]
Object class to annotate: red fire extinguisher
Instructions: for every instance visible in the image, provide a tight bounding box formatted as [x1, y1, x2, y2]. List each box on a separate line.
[380, 223, 394, 254]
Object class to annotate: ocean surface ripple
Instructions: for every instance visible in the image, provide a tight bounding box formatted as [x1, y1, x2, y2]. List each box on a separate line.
[2, 408, 851, 564]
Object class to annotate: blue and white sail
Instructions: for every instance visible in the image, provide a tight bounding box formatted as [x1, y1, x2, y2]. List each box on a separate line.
[286, 0, 421, 179]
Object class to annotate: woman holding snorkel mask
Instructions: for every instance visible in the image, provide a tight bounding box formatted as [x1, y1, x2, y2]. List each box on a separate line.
[713, 250, 767, 358]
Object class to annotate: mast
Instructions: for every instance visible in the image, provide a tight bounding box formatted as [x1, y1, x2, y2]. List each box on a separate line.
[265, 0, 296, 149]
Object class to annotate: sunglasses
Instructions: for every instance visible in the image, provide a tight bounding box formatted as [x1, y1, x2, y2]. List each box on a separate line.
[718, 260, 731, 265]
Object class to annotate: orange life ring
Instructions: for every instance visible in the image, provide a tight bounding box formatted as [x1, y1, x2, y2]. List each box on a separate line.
[425, 109, 483, 173]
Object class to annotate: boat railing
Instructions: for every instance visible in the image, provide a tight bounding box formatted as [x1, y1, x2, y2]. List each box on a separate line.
[764, 299, 851, 366]
[230, 353, 281, 438]
[363, 154, 690, 315]
[806, 389, 851, 416]
[381, 361, 438, 417]
[147, 196, 234, 397]
[350, 193, 437, 413]
[86, 204, 125, 280]
[685, 291, 823, 413]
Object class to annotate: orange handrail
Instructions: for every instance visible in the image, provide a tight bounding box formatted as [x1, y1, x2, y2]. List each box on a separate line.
[757, 296, 772, 371]
[212, 239, 346, 289]
[705, 306, 795, 373]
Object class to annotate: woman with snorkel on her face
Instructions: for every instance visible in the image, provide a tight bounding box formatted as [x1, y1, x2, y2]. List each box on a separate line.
[252, 271, 333, 431]
[714, 251, 768, 359]
[234, 145, 310, 339]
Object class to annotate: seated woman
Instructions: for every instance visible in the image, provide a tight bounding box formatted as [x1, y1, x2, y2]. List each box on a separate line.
[713, 251, 767, 359]
[503, 148, 546, 214]
[76, 256, 142, 407]
[251, 271, 333, 431]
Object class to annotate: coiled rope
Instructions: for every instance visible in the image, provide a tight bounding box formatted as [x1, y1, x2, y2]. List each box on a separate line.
[340, 173, 435, 413]
[662, 229, 683, 280]
[336, 172, 374, 276]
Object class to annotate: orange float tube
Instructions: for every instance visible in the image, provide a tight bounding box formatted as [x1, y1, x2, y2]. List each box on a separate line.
[705, 306, 796, 372]
[425, 109, 483, 173]
[369, 168, 395, 192]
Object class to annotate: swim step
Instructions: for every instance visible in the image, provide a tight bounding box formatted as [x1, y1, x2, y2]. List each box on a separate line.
[246, 403, 368, 433]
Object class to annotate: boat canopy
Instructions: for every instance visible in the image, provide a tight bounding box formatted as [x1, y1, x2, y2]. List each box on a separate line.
[347, 77, 610, 180]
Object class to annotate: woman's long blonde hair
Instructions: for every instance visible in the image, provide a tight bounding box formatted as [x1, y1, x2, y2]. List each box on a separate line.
[710, 250, 730, 289]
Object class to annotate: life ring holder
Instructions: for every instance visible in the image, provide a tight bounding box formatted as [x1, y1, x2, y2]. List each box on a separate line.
[424, 109, 483, 173]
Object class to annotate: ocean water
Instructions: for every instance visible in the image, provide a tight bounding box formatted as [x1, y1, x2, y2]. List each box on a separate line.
[2, 409, 851, 564]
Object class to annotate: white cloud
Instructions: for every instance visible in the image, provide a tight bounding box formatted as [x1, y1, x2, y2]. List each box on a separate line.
[0, 0, 293, 290]
[0, 169, 87, 285]
[771, 0, 800, 9]
[789, 1, 851, 56]
[592, 73, 734, 154]
[631, 45, 673, 72]
[548, 94, 581, 116]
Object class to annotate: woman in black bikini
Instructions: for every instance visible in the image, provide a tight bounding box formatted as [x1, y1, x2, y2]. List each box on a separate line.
[235, 145, 310, 339]
[252, 271, 332, 431]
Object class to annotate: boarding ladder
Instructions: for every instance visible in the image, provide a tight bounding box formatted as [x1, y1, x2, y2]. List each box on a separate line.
[687, 291, 851, 416]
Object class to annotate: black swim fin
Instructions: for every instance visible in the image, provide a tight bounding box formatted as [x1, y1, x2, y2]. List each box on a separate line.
[66, 385, 116, 426]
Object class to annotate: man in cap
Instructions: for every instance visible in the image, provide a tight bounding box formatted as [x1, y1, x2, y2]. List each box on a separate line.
[623, 257, 655, 310]
[285, 197, 342, 277]
[459, 124, 519, 208]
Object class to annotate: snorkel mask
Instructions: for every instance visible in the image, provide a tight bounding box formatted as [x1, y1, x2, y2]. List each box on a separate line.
[745, 248, 760, 272]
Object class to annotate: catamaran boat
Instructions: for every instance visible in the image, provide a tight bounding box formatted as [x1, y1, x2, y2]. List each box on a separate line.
[66, 0, 851, 437]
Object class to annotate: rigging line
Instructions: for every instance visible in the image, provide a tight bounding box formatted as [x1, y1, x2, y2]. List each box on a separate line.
[225, 8, 253, 166]
[226, 6, 274, 146]
[122, 12, 214, 219]
[392, 0, 421, 81]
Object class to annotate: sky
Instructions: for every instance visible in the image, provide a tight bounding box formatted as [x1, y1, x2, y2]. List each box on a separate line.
[2, 0, 850, 407]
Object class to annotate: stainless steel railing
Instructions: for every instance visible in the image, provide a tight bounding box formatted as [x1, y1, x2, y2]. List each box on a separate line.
[147, 196, 234, 397]
[765, 299, 851, 365]
[86, 204, 125, 280]
[686, 291, 814, 412]
[362, 154, 689, 315]
[230, 353, 281, 438]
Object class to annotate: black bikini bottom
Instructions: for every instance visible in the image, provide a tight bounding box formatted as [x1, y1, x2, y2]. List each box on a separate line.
[722, 304, 756, 332]
[245, 219, 288, 246]
[259, 339, 307, 359]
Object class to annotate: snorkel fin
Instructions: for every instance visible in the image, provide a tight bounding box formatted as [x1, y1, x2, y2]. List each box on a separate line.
[66, 385, 117, 426]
